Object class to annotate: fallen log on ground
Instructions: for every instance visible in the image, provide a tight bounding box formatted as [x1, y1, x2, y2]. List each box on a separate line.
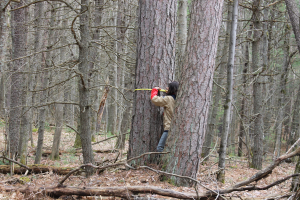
[0, 185, 201, 199]
[31, 149, 119, 157]
[0, 164, 74, 175]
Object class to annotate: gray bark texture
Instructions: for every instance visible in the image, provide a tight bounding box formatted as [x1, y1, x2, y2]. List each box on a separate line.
[164, 0, 224, 186]
[127, 0, 177, 163]
[273, 25, 290, 159]
[0, 1, 9, 117]
[78, 0, 94, 176]
[217, 0, 238, 183]
[34, 3, 54, 164]
[251, 0, 263, 170]
[9, 0, 27, 156]
[176, 0, 187, 80]
[285, 0, 300, 53]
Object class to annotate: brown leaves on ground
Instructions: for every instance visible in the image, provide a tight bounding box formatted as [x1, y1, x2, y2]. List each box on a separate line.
[0, 129, 296, 199]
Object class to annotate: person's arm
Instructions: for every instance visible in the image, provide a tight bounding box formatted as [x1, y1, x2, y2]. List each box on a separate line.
[151, 87, 168, 107]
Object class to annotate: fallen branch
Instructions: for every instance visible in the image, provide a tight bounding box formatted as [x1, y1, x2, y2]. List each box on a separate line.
[58, 152, 169, 186]
[0, 156, 30, 170]
[0, 164, 74, 175]
[31, 149, 119, 156]
[0, 185, 198, 199]
[233, 146, 300, 188]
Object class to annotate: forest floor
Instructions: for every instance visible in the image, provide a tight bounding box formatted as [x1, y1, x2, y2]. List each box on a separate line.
[0, 127, 296, 199]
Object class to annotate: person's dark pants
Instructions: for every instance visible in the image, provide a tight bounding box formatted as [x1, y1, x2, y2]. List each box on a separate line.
[157, 131, 168, 152]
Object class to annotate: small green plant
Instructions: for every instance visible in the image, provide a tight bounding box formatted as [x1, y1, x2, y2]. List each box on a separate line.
[54, 161, 60, 167]
[66, 147, 76, 154]
[0, 160, 9, 165]
[0, 120, 5, 127]
[32, 128, 38, 132]
[106, 131, 114, 137]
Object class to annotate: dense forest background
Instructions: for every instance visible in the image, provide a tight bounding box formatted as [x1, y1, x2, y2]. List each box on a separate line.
[1, 0, 300, 199]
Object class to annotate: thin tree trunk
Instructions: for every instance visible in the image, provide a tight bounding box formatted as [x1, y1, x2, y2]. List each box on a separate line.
[251, 0, 263, 170]
[34, 3, 54, 164]
[78, 0, 94, 176]
[115, 0, 127, 149]
[9, 0, 27, 158]
[273, 25, 290, 159]
[217, 0, 238, 183]
[0, 1, 10, 117]
[176, 0, 187, 80]
[285, 0, 300, 53]
[238, 34, 250, 157]
[164, 0, 224, 186]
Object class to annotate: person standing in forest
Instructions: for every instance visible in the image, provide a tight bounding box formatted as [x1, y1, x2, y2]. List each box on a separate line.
[151, 81, 179, 152]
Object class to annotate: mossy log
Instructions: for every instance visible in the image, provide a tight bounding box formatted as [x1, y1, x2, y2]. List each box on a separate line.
[0, 164, 74, 175]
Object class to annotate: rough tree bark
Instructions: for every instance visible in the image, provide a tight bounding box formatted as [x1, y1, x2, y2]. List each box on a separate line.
[238, 27, 251, 157]
[9, 0, 27, 158]
[273, 25, 290, 159]
[217, 0, 238, 183]
[127, 0, 177, 163]
[35, 3, 54, 164]
[285, 0, 300, 192]
[0, 1, 10, 117]
[251, 0, 263, 170]
[78, 0, 94, 175]
[285, 0, 300, 53]
[164, 0, 224, 186]
[115, 0, 127, 149]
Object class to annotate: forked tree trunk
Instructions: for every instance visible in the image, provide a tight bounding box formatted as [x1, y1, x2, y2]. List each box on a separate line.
[164, 0, 224, 186]
[127, 0, 176, 163]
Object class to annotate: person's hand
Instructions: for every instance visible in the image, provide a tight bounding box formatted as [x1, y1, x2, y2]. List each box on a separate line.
[154, 87, 161, 90]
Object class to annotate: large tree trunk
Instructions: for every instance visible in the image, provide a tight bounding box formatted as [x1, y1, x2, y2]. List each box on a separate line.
[127, 0, 176, 163]
[251, 0, 263, 170]
[164, 0, 224, 186]
[9, 0, 27, 158]
[78, 0, 94, 176]
[217, 0, 238, 183]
